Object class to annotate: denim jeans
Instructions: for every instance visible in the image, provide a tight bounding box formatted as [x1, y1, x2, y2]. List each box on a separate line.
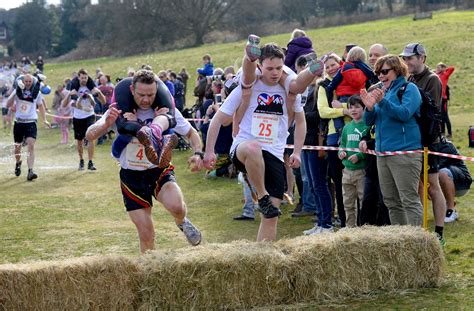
[327, 149, 346, 227]
[302, 150, 333, 228]
[300, 152, 318, 213]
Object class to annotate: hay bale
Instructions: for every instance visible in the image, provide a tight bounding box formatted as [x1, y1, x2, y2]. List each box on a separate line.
[0, 226, 444, 309]
[0, 256, 142, 310]
[138, 242, 292, 309]
[138, 226, 444, 309]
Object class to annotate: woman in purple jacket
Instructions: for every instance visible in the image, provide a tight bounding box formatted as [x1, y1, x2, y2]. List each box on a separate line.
[284, 29, 315, 72]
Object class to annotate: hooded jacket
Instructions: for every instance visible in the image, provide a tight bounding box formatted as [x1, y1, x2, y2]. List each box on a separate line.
[285, 36, 314, 72]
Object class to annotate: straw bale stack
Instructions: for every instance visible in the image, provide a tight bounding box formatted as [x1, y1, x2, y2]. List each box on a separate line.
[0, 255, 142, 310]
[139, 226, 444, 309]
[0, 226, 444, 310]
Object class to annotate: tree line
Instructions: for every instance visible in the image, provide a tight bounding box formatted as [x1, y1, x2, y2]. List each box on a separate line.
[0, 0, 468, 60]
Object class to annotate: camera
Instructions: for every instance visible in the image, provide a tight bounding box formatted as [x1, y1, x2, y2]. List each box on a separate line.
[368, 81, 384, 92]
[214, 94, 222, 105]
[207, 74, 225, 82]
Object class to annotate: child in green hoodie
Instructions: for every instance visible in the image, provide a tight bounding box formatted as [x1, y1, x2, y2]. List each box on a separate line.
[338, 94, 369, 227]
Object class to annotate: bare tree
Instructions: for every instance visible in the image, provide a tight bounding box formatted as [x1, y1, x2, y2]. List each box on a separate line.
[167, 0, 239, 46]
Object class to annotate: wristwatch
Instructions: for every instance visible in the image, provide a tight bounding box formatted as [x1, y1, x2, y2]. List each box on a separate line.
[194, 151, 204, 159]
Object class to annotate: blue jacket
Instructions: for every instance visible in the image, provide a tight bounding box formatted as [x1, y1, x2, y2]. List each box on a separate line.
[197, 62, 214, 77]
[364, 76, 422, 152]
[164, 80, 175, 96]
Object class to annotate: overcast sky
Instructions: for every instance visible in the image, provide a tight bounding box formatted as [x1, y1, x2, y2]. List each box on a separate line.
[0, 0, 98, 10]
[0, 1, 60, 10]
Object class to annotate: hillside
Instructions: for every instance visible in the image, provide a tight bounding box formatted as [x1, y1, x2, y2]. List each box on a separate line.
[45, 10, 474, 112]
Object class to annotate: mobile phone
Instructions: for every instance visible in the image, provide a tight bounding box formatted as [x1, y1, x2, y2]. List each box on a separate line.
[368, 82, 384, 92]
[215, 94, 222, 105]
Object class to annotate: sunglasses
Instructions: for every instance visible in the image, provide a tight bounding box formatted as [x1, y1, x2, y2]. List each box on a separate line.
[375, 68, 393, 76]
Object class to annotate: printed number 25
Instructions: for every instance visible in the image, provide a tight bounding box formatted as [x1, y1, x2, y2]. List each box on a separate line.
[259, 123, 272, 137]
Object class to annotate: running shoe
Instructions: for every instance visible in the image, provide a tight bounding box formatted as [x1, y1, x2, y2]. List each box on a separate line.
[444, 209, 458, 223]
[257, 194, 282, 219]
[78, 159, 85, 171]
[321, 226, 334, 234]
[15, 161, 22, 176]
[305, 52, 324, 76]
[178, 218, 202, 246]
[137, 126, 160, 165]
[436, 233, 446, 247]
[157, 134, 178, 168]
[87, 160, 96, 171]
[303, 225, 321, 236]
[245, 34, 261, 62]
[27, 169, 37, 181]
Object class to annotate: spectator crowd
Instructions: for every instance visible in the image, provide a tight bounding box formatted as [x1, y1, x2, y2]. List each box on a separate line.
[0, 31, 472, 251]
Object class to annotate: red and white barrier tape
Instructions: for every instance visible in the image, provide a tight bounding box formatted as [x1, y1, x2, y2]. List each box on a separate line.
[45, 112, 103, 120]
[426, 150, 474, 162]
[286, 144, 474, 162]
[185, 118, 206, 122]
[38, 113, 474, 162]
[286, 144, 423, 157]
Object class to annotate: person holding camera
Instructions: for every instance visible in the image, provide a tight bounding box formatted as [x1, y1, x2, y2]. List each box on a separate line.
[62, 68, 105, 171]
[362, 54, 423, 227]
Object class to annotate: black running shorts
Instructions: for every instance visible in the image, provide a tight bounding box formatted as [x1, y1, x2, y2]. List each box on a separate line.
[13, 121, 37, 143]
[119, 165, 176, 212]
[230, 146, 285, 200]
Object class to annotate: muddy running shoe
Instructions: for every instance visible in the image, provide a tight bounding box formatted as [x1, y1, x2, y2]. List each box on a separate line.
[178, 217, 202, 246]
[78, 159, 85, 171]
[137, 126, 160, 165]
[15, 161, 22, 176]
[305, 52, 324, 76]
[245, 34, 261, 62]
[257, 194, 282, 219]
[27, 169, 37, 181]
[157, 134, 178, 168]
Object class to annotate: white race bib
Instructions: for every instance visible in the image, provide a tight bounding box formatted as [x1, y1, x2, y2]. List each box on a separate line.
[17, 100, 35, 119]
[251, 113, 280, 145]
[77, 99, 93, 112]
[125, 138, 152, 169]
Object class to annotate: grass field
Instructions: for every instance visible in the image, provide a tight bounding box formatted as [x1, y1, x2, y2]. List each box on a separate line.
[1, 10, 473, 309]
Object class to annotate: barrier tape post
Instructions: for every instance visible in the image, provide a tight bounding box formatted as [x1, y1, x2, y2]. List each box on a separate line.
[423, 147, 429, 230]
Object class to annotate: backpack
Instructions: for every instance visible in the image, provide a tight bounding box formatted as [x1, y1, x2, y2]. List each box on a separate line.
[397, 82, 442, 147]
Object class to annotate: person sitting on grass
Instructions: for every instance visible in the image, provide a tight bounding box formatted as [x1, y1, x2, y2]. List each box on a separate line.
[434, 138, 472, 223]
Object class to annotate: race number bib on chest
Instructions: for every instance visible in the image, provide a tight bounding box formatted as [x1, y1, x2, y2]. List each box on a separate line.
[77, 99, 93, 112]
[251, 113, 280, 145]
[125, 138, 152, 169]
[250, 92, 284, 145]
[17, 100, 35, 118]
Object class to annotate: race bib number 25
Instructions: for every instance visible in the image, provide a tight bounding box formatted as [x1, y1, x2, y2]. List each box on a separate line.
[251, 113, 279, 145]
